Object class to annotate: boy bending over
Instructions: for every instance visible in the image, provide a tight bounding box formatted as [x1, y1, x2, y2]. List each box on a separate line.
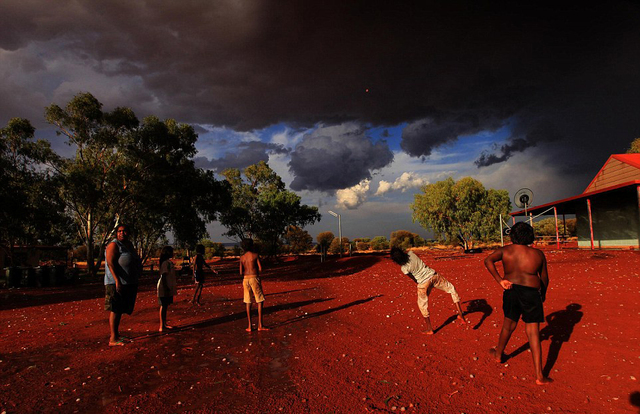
[390, 247, 467, 334]
[484, 222, 551, 385]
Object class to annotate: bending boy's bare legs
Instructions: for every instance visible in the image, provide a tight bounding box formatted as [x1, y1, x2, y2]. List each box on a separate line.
[257, 302, 269, 330]
[525, 322, 552, 385]
[246, 303, 253, 332]
[422, 316, 434, 335]
[490, 317, 517, 362]
[454, 302, 468, 324]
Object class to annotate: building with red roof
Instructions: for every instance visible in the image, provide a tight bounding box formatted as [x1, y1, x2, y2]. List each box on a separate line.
[511, 154, 640, 249]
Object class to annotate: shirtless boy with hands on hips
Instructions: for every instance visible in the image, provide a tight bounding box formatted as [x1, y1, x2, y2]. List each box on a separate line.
[484, 222, 552, 385]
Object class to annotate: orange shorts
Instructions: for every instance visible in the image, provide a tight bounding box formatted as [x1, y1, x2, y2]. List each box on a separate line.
[243, 276, 265, 303]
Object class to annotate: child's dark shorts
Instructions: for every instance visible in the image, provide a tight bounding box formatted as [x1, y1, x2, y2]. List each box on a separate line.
[105, 284, 138, 315]
[503, 284, 544, 323]
[158, 296, 174, 307]
[194, 270, 205, 284]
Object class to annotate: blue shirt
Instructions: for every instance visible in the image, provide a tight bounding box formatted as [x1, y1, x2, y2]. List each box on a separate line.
[104, 239, 141, 285]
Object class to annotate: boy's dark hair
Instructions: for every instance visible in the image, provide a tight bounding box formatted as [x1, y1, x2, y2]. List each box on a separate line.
[241, 238, 254, 253]
[159, 246, 173, 267]
[510, 222, 535, 245]
[390, 246, 410, 265]
[195, 244, 205, 254]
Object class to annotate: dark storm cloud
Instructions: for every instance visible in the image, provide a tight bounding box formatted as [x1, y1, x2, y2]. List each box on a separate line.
[288, 124, 393, 192]
[191, 124, 209, 135]
[194, 142, 288, 172]
[401, 115, 503, 158]
[1, 1, 640, 179]
[475, 138, 534, 167]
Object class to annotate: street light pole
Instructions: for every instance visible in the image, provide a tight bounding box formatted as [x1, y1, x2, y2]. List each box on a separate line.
[328, 210, 342, 257]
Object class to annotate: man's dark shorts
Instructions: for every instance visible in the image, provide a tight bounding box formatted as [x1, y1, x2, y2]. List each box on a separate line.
[158, 296, 174, 307]
[503, 284, 544, 323]
[105, 284, 138, 315]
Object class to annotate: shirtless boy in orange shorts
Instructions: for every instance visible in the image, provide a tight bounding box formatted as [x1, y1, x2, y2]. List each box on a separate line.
[239, 239, 268, 332]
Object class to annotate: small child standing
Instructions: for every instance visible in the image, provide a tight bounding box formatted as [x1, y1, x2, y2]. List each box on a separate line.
[158, 246, 178, 332]
[239, 239, 268, 332]
[390, 247, 467, 334]
[484, 221, 551, 385]
[191, 244, 217, 305]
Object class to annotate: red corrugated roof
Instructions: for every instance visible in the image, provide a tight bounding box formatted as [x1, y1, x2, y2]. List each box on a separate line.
[611, 153, 640, 170]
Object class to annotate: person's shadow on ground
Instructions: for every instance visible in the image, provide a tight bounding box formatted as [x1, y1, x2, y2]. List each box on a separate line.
[629, 391, 640, 413]
[463, 299, 492, 330]
[507, 303, 583, 376]
[433, 298, 492, 333]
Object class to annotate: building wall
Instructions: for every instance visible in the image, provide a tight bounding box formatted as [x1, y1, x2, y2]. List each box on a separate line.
[576, 187, 640, 248]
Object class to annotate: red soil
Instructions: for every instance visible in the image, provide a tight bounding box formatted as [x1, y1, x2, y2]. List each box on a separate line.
[1, 248, 639, 413]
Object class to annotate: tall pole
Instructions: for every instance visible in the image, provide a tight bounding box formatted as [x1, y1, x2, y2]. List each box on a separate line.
[587, 198, 595, 250]
[554, 207, 560, 250]
[338, 214, 343, 257]
[328, 210, 343, 257]
[500, 214, 504, 247]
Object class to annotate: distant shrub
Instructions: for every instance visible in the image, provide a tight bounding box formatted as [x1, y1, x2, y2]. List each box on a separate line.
[370, 236, 389, 251]
[205, 243, 226, 259]
[356, 242, 370, 251]
[329, 237, 349, 255]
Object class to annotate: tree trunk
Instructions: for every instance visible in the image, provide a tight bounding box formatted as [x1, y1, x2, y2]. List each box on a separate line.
[85, 212, 99, 278]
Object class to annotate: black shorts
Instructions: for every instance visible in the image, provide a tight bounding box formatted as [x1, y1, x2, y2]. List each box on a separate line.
[195, 270, 204, 284]
[503, 284, 544, 323]
[158, 296, 174, 307]
[105, 284, 138, 315]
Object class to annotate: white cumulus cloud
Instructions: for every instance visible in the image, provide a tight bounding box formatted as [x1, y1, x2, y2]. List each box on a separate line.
[336, 180, 370, 210]
[375, 172, 429, 196]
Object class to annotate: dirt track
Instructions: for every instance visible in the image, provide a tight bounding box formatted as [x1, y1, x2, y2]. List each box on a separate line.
[1, 248, 639, 413]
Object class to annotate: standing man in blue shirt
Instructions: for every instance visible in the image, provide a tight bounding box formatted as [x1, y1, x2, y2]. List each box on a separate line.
[105, 224, 142, 346]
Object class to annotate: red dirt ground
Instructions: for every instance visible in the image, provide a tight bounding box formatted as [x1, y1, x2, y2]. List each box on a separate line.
[1, 248, 639, 413]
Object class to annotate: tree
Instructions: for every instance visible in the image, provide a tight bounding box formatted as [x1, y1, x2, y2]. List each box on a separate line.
[370, 236, 389, 251]
[219, 161, 321, 256]
[355, 241, 370, 251]
[411, 177, 511, 249]
[329, 237, 349, 255]
[390, 230, 420, 249]
[316, 231, 334, 259]
[626, 138, 640, 153]
[45, 92, 228, 274]
[284, 226, 313, 254]
[121, 116, 229, 262]
[0, 118, 70, 265]
[533, 218, 577, 237]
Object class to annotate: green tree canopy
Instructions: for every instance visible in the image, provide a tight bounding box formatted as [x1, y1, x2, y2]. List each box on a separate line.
[328, 237, 349, 255]
[390, 230, 424, 249]
[284, 225, 313, 254]
[45, 92, 228, 273]
[219, 161, 321, 256]
[316, 232, 334, 249]
[0, 118, 70, 264]
[626, 137, 640, 153]
[411, 177, 511, 249]
[533, 218, 577, 237]
[370, 236, 389, 251]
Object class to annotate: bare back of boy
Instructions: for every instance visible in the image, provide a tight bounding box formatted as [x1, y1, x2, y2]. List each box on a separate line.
[240, 252, 261, 276]
[498, 244, 547, 288]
